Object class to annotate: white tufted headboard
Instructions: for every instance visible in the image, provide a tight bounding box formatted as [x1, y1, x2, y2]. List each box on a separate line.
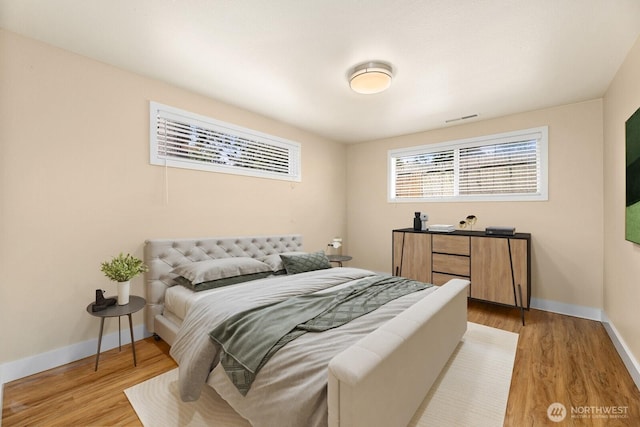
[143, 234, 303, 334]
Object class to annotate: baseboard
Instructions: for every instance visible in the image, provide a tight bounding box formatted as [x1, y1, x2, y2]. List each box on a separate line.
[601, 313, 640, 391]
[0, 365, 4, 426]
[530, 297, 603, 321]
[0, 325, 150, 388]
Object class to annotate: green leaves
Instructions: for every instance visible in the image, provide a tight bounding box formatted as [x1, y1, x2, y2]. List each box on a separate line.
[100, 253, 148, 282]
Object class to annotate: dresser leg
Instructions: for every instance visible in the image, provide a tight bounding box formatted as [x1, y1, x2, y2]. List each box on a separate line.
[518, 284, 525, 326]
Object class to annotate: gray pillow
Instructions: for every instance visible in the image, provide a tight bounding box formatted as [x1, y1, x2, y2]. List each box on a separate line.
[171, 257, 272, 285]
[174, 272, 272, 292]
[259, 251, 306, 273]
[280, 251, 332, 275]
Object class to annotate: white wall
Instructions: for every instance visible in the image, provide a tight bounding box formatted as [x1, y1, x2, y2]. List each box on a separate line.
[603, 33, 640, 383]
[346, 100, 605, 312]
[3, 24, 640, 394]
[0, 29, 347, 370]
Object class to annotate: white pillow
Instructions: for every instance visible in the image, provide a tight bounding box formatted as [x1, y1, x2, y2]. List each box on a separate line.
[172, 257, 271, 285]
[258, 252, 307, 273]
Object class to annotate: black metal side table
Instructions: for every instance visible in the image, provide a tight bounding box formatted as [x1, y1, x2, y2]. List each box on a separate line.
[86, 295, 145, 371]
[327, 254, 353, 267]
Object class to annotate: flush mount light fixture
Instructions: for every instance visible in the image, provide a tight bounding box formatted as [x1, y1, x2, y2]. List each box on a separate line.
[348, 61, 393, 94]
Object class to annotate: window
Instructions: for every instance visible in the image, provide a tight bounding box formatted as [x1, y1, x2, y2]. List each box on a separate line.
[150, 102, 301, 182]
[389, 126, 548, 202]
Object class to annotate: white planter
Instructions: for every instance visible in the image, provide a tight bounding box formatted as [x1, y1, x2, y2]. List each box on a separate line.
[117, 281, 130, 305]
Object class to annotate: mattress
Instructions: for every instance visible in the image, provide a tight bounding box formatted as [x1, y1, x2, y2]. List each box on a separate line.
[170, 268, 440, 427]
[164, 285, 220, 325]
[164, 274, 288, 323]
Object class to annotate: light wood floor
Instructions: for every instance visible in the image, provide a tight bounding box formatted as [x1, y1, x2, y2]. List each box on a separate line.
[3, 301, 640, 426]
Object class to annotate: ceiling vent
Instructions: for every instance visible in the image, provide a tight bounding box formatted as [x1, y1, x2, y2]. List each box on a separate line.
[445, 114, 479, 124]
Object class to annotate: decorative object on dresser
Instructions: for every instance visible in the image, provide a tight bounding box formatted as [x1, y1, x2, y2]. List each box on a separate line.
[428, 224, 455, 233]
[485, 225, 516, 236]
[393, 228, 531, 325]
[458, 214, 478, 230]
[413, 212, 421, 230]
[100, 252, 148, 305]
[412, 212, 429, 231]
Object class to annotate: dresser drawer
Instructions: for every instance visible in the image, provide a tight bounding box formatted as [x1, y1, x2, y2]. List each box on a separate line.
[432, 271, 470, 288]
[432, 253, 470, 276]
[432, 235, 470, 256]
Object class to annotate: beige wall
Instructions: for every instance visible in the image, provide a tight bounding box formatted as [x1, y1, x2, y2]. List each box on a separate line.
[3, 24, 636, 377]
[603, 35, 640, 365]
[0, 29, 347, 364]
[347, 100, 604, 309]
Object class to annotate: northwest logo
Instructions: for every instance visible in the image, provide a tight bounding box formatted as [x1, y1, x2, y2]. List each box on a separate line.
[547, 402, 567, 422]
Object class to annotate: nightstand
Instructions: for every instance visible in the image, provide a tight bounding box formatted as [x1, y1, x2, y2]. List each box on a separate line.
[327, 254, 353, 267]
[86, 295, 145, 371]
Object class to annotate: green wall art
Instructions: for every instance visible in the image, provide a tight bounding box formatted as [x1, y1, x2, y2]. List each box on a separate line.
[626, 107, 640, 244]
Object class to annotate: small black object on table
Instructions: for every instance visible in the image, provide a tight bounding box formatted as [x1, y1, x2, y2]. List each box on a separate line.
[327, 254, 353, 267]
[86, 295, 146, 371]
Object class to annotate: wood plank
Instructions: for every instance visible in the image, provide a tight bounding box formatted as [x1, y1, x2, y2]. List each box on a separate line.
[3, 304, 640, 426]
[466, 301, 640, 426]
[2, 338, 176, 427]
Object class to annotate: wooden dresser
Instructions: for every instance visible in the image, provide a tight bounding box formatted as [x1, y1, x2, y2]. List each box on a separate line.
[392, 228, 531, 310]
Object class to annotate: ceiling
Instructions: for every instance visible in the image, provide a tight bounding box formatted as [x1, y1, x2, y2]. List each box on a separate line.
[2, 1, 640, 143]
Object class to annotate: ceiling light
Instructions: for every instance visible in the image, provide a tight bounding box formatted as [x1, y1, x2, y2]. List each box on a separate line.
[349, 61, 393, 94]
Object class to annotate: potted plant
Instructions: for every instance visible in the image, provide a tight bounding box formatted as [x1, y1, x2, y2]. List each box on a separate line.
[100, 253, 148, 305]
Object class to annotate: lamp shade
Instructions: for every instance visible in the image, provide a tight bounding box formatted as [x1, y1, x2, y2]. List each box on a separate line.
[349, 61, 393, 94]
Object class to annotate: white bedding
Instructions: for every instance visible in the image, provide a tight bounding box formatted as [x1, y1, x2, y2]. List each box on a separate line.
[165, 284, 218, 323]
[169, 267, 439, 427]
[164, 272, 290, 323]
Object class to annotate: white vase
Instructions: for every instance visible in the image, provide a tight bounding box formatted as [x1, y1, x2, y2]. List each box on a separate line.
[117, 281, 130, 305]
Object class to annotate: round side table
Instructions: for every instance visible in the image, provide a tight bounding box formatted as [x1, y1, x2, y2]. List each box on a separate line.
[327, 254, 353, 267]
[86, 295, 145, 371]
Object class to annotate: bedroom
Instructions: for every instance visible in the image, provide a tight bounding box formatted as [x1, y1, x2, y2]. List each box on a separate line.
[1, 0, 640, 425]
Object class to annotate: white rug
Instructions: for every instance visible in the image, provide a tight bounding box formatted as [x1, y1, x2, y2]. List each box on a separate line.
[125, 322, 518, 427]
[408, 322, 518, 426]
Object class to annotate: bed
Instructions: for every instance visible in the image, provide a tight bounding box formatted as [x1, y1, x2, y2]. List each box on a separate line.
[144, 234, 469, 427]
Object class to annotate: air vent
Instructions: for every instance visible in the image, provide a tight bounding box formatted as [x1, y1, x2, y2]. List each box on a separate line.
[445, 114, 479, 124]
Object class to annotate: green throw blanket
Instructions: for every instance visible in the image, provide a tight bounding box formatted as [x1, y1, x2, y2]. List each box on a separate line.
[209, 274, 432, 395]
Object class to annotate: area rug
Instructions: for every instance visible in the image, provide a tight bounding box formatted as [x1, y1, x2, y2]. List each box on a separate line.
[408, 322, 519, 426]
[125, 322, 518, 427]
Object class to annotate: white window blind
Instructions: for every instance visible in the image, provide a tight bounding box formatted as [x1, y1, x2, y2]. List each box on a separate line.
[150, 102, 301, 182]
[393, 149, 455, 198]
[389, 127, 548, 202]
